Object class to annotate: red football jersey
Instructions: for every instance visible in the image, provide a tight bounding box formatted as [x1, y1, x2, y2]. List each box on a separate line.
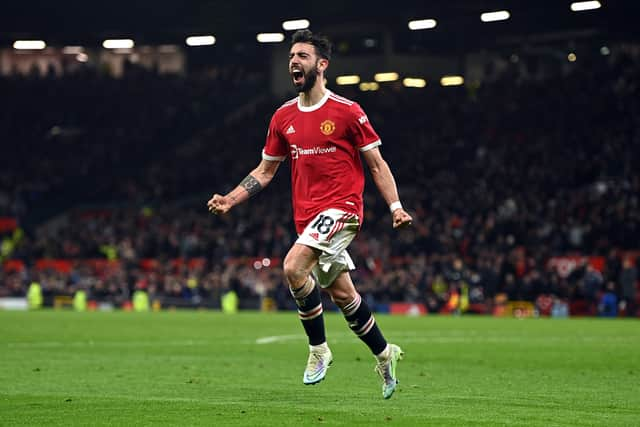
[262, 90, 381, 233]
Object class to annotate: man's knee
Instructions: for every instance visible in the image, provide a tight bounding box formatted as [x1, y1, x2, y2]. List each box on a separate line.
[283, 244, 318, 288]
[329, 286, 357, 308]
[324, 271, 358, 308]
[283, 256, 309, 288]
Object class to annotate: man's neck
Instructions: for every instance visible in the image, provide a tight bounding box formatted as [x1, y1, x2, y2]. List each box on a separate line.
[299, 84, 327, 107]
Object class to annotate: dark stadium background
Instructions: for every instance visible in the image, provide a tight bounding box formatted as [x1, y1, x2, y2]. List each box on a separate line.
[0, 0, 638, 318]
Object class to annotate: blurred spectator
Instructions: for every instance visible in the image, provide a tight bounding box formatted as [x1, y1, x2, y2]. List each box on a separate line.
[619, 257, 638, 317]
[0, 43, 639, 314]
[598, 281, 618, 317]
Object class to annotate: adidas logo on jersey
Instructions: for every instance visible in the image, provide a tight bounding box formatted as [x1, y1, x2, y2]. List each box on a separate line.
[309, 232, 319, 240]
[286, 125, 296, 134]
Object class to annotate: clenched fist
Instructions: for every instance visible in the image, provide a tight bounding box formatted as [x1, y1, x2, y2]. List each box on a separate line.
[392, 208, 413, 229]
[207, 194, 232, 215]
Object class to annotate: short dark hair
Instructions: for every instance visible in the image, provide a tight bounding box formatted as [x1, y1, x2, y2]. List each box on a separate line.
[291, 29, 332, 61]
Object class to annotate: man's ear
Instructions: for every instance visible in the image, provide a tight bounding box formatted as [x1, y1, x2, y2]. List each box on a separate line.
[317, 58, 329, 72]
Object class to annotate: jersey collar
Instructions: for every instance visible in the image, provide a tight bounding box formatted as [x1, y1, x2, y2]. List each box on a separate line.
[297, 90, 331, 112]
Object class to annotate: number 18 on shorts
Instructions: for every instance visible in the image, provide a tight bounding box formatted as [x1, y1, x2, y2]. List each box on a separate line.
[296, 209, 360, 287]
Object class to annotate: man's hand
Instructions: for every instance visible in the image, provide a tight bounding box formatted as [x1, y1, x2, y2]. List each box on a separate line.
[207, 194, 232, 215]
[392, 208, 413, 229]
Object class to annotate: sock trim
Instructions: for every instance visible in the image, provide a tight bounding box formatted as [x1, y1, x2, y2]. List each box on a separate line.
[354, 315, 376, 336]
[290, 276, 315, 299]
[299, 303, 323, 320]
[341, 293, 362, 316]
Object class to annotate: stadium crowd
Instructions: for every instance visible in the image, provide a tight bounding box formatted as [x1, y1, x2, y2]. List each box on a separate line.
[1, 43, 638, 316]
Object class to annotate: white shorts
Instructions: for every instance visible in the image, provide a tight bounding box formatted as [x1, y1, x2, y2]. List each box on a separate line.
[296, 208, 360, 288]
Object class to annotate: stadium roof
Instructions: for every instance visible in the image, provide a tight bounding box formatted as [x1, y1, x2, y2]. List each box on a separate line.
[0, 1, 636, 51]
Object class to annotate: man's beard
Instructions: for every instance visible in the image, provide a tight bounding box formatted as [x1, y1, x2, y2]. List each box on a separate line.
[294, 67, 318, 93]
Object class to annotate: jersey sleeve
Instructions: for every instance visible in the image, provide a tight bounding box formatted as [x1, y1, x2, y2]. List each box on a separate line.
[348, 103, 381, 152]
[262, 113, 288, 161]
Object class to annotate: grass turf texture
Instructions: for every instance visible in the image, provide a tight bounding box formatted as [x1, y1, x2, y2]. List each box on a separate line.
[1, 311, 638, 426]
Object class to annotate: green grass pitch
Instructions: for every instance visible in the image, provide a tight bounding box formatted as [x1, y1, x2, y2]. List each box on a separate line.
[1, 310, 638, 426]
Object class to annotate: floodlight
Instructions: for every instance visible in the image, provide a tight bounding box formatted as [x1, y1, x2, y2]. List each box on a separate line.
[480, 11, 510, 22]
[257, 33, 285, 43]
[408, 19, 437, 30]
[570, 1, 601, 11]
[13, 40, 46, 50]
[282, 19, 310, 31]
[102, 39, 134, 49]
[336, 75, 360, 85]
[440, 75, 464, 86]
[374, 72, 399, 82]
[186, 35, 216, 46]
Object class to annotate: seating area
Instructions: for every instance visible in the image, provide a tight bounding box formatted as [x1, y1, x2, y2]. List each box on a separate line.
[1, 43, 638, 316]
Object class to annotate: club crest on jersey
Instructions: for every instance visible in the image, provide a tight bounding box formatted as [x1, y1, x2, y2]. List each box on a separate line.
[320, 120, 335, 136]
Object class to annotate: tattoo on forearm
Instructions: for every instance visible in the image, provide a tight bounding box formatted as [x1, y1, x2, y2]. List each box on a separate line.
[240, 174, 263, 197]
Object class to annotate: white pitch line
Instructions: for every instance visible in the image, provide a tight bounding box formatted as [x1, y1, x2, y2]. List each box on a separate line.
[253, 334, 525, 345]
[5, 340, 207, 348]
[255, 334, 304, 344]
[254, 332, 631, 345]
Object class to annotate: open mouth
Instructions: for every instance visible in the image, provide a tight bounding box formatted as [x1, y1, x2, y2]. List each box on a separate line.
[291, 69, 304, 84]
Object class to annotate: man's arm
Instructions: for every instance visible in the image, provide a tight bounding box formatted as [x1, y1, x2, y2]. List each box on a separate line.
[207, 158, 280, 215]
[361, 147, 413, 228]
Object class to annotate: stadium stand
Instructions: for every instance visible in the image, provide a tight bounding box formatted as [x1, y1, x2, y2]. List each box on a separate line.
[1, 42, 638, 316]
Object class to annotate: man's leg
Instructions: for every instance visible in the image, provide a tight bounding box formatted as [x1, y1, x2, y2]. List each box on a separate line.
[327, 272, 404, 399]
[283, 243, 332, 384]
[327, 272, 388, 355]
